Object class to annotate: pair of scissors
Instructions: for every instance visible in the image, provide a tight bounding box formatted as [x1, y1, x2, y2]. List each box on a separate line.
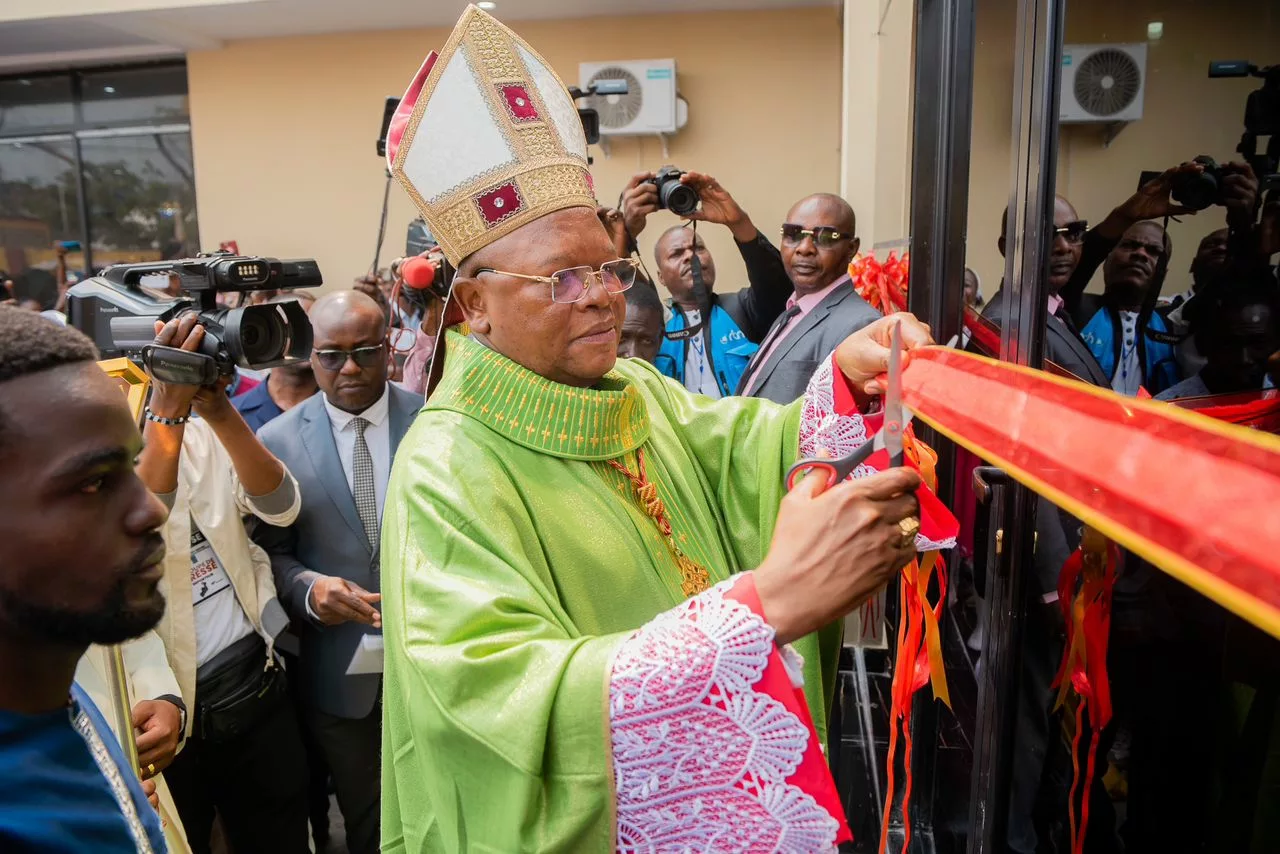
[786, 320, 910, 491]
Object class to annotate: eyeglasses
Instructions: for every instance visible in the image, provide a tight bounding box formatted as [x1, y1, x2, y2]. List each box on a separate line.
[780, 224, 853, 249]
[474, 258, 637, 304]
[1053, 220, 1089, 245]
[312, 343, 386, 372]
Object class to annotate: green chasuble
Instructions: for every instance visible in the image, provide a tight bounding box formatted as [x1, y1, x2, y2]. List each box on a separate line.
[381, 331, 843, 853]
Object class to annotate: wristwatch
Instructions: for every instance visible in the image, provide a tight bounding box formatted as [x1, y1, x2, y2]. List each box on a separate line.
[157, 693, 188, 742]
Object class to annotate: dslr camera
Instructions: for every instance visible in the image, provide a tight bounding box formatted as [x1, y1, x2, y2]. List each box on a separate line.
[646, 166, 701, 217]
[68, 253, 321, 386]
[1169, 154, 1229, 211]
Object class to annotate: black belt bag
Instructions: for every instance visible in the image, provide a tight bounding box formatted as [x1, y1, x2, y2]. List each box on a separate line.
[195, 634, 287, 743]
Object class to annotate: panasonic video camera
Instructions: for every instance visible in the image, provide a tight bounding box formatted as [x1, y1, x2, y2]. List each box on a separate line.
[67, 253, 322, 386]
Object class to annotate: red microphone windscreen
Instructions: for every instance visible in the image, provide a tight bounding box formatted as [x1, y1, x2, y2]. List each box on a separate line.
[402, 256, 437, 289]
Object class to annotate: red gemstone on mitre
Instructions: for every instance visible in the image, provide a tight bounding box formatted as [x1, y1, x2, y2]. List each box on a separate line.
[499, 84, 539, 122]
[475, 181, 525, 226]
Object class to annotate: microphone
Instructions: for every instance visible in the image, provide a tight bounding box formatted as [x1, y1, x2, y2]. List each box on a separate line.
[401, 256, 438, 290]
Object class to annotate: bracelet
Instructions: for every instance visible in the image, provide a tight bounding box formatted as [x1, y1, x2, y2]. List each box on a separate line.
[144, 408, 191, 426]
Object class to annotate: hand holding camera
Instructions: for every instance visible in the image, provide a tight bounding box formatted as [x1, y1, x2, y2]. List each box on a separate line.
[619, 171, 660, 238]
[679, 170, 757, 242]
[1119, 161, 1204, 223]
[147, 313, 207, 419]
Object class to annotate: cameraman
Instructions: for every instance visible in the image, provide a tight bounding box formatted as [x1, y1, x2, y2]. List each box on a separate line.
[619, 170, 792, 397]
[136, 312, 310, 854]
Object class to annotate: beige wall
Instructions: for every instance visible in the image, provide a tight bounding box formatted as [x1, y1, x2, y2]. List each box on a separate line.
[840, 0, 915, 254]
[186, 7, 843, 294]
[965, 0, 1280, 301]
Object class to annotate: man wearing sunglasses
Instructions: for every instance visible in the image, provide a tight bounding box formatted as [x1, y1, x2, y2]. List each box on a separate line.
[736, 193, 880, 403]
[254, 290, 424, 854]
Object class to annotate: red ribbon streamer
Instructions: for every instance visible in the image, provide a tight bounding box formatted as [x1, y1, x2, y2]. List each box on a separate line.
[902, 346, 1280, 637]
[1051, 530, 1120, 854]
[1172, 388, 1280, 433]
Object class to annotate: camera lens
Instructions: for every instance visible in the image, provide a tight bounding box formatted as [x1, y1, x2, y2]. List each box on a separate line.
[227, 305, 286, 367]
[661, 182, 700, 217]
[1172, 171, 1219, 212]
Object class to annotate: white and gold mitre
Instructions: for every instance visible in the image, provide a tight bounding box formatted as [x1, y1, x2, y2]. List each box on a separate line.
[385, 5, 597, 266]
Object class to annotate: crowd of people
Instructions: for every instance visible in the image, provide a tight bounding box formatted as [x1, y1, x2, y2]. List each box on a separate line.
[1, 8, 1278, 854]
[2, 162, 1277, 854]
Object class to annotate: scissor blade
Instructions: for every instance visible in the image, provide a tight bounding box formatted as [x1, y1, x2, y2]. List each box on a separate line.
[884, 321, 904, 466]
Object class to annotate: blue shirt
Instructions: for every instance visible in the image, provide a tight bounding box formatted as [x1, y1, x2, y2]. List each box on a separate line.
[0, 684, 165, 853]
[232, 375, 285, 433]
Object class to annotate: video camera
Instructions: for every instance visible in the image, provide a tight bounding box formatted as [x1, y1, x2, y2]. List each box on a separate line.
[68, 253, 321, 386]
[376, 80, 630, 159]
[1210, 59, 1280, 195]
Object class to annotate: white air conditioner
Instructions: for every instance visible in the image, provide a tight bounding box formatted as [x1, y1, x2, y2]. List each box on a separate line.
[1061, 43, 1147, 123]
[578, 59, 686, 135]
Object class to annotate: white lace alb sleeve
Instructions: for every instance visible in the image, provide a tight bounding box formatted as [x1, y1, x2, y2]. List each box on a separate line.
[608, 578, 844, 853]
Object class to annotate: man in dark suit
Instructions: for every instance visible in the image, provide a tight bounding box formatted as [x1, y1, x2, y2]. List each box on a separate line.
[980, 180, 1188, 853]
[255, 290, 424, 854]
[736, 193, 880, 403]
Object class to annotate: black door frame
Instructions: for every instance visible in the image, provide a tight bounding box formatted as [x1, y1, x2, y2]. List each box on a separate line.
[897, 0, 1066, 850]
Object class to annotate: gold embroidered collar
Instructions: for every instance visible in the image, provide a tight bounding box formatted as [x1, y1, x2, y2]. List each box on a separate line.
[430, 331, 650, 460]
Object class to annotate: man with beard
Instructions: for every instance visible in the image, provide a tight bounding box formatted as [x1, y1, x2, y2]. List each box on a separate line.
[0, 306, 168, 852]
[621, 171, 794, 397]
[232, 291, 319, 431]
[1080, 221, 1181, 395]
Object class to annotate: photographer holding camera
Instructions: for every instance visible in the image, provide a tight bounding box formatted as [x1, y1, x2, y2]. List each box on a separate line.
[618, 169, 793, 397]
[136, 311, 311, 854]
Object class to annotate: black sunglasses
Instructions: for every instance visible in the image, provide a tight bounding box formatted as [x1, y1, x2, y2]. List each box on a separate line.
[1053, 220, 1089, 245]
[780, 224, 852, 249]
[312, 343, 386, 372]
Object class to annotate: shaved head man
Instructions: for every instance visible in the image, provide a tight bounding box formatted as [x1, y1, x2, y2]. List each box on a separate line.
[309, 290, 391, 414]
[254, 287, 424, 854]
[738, 191, 879, 401]
[781, 193, 859, 295]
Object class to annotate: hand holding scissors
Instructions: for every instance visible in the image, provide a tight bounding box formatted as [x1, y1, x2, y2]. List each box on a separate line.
[788, 320, 910, 491]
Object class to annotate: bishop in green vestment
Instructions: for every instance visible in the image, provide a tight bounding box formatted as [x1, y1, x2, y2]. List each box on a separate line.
[379, 7, 933, 852]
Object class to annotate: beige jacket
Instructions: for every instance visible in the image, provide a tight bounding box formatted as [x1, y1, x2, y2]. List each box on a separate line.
[155, 417, 299, 734]
[76, 635, 193, 854]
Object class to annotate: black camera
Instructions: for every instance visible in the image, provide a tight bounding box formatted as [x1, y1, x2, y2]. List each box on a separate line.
[1169, 154, 1227, 211]
[647, 166, 701, 217]
[68, 253, 321, 386]
[1209, 60, 1280, 196]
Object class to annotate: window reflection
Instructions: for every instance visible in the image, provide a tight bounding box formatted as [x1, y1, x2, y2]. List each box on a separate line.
[80, 66, 190, 126]
[0, 138, 84, 307]
[80, 133, 199, 266]
[0, 75, 75, 134]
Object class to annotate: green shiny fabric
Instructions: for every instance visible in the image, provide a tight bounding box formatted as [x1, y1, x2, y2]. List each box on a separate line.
[381, 332, 843, 853]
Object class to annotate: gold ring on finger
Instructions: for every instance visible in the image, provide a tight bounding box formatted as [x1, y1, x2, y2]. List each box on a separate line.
[898, 516, 921, 547]
[146, 763, 156, 777]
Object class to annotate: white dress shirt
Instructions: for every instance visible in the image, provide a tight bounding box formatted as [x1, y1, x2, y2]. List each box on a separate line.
[682, 310, 723, 399]
[323, 385, 392, 526]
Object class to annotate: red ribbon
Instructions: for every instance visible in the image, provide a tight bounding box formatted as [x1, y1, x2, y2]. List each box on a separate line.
[1172, 388, 1280, 433]
[1051, 530, 1120, 854]
[901, 346, 1280, 637]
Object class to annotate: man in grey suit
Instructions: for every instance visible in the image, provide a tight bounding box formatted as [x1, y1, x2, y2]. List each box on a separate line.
[255, 290, 423, 854]
[736, 193, 881, 403]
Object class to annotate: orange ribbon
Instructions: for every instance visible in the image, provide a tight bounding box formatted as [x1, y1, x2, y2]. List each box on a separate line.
[877, 430, 952, 854]
[1051, 528, 1119, 854]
